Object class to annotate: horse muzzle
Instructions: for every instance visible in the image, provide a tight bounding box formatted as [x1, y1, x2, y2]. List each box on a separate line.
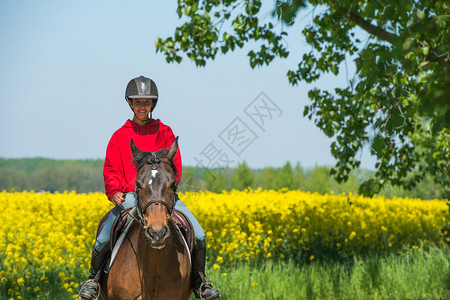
[145, 225, 169, 249]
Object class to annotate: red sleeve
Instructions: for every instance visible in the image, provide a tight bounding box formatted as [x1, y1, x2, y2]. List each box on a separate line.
[166, 127, 182, 183]
[103, 133, 124, 201]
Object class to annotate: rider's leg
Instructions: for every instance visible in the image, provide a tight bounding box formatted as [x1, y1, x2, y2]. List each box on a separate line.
[78, 194, 136, 300]
[92, 194, 136, 276]
[174, 195, 220, 300]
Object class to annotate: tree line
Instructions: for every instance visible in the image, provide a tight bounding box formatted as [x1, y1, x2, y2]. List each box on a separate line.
[0, 158, 446, 199]
[0, 158, 104, 193]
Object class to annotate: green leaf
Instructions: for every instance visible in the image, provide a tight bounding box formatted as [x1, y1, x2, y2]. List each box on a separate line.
[392, 111, 404, 127]
[371, 135, 386, 155]
[303, 105, 309, 117]
[431, 116, 444, 135]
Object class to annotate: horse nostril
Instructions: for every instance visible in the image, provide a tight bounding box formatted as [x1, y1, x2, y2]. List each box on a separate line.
[146, 227, 157, 239]
[160, 225, 169, 238]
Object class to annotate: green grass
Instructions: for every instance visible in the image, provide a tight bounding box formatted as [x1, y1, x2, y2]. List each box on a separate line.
[194, 247, 450, 300]
[2, 247, 449, 299]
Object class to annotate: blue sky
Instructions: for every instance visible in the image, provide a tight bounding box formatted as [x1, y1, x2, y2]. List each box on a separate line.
[0, 0, 376, 170]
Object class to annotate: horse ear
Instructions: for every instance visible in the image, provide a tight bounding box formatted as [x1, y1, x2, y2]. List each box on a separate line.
[130, 139, 141, 160]
[168, 136, 179, 161]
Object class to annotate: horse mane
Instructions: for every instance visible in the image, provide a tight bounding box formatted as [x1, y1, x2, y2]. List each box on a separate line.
[133, 149, 179, 179]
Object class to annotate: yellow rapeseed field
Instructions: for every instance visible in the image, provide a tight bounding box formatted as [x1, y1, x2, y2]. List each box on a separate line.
[182, 189, 449, 264]
[0, 190, 448, 299]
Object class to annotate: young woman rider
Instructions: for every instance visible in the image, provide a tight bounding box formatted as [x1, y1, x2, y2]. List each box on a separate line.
[78, 76, 220, 300]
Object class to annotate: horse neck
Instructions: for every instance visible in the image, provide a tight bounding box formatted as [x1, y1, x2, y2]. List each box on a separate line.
[136, 223, 180, 298]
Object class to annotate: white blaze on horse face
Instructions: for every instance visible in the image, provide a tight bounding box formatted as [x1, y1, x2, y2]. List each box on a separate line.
[148, 169, 158, 186]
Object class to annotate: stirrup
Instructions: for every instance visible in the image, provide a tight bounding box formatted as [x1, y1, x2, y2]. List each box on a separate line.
[197, 280, 220, 300]
[78, 279, 100, 300]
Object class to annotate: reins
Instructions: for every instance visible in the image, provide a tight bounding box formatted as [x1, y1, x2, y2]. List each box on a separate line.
[117, 195, 176, 230]
[153, 250, 164, 299]
[117, 194, 146, 227]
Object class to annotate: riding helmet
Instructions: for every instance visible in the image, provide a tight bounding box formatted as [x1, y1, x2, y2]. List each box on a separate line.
[125, 76, 159, 111]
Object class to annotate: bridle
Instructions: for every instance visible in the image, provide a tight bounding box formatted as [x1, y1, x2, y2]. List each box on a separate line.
[136, 193, 176, 230]
[120, 152, 178, 230]
[139, 199, 174, 220]
[119, 150, 179, 300]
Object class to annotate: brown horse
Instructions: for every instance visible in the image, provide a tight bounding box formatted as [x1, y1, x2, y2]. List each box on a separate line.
[99, 137, 192, 300]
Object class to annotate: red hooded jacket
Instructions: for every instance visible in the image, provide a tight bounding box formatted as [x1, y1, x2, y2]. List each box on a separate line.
[103, 119, 182, 201]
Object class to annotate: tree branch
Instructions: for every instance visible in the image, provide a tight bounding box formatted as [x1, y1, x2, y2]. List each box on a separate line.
[337, 5, 449, 64]
[328, 0, 398, 43]
[343, 10, 399, 44]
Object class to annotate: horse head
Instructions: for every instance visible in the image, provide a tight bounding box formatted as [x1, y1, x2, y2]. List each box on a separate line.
[130, 137, 179, 249]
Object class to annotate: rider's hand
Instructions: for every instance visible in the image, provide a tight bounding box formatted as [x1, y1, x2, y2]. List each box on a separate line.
[112, 192, 125, 206]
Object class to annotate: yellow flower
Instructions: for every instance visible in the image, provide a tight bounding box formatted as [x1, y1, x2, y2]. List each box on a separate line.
[17, 277, 25, 286]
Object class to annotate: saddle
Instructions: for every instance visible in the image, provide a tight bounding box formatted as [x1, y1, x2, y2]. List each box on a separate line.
[104, 207, 195, 255]
[172, 210, 195, 255]
[110, 208, 134, 249]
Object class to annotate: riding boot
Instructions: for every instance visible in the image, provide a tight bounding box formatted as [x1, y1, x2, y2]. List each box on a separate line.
[78, 246, 110, 300]
[191, 238, 221, 300]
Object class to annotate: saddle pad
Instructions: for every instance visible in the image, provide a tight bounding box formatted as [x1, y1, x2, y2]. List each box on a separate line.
[172, 210, 194, 255]
[173, 222, 192, 270]
[105, 218, 134, 273]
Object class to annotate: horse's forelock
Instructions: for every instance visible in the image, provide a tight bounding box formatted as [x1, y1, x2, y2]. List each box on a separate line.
[132, 151, 150, 171]
[133, 149, 178, 179]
